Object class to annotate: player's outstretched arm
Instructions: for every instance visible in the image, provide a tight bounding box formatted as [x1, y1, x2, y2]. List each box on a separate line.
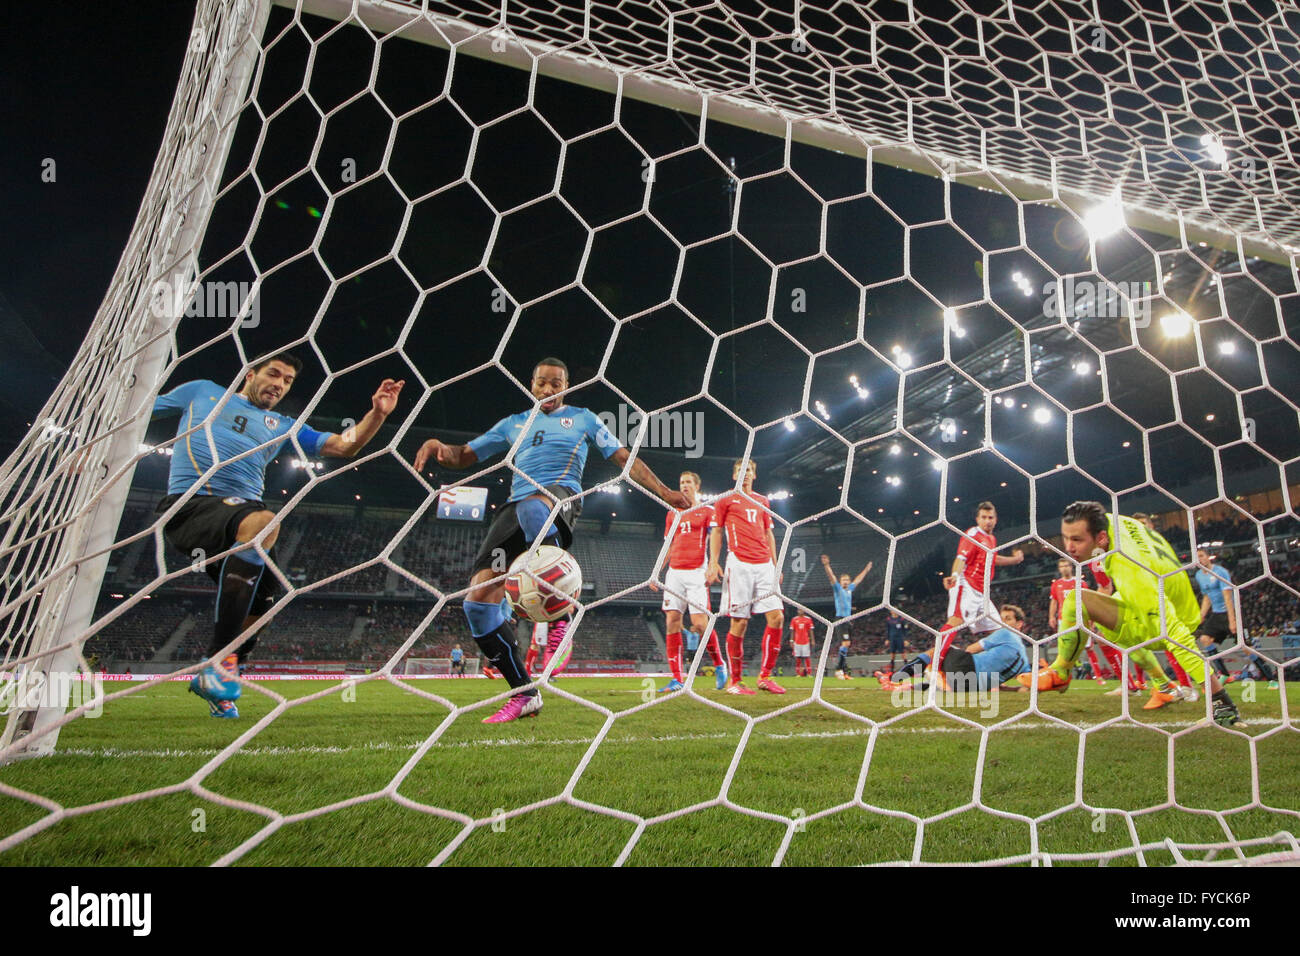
[853, 560, 873, 586]
[821, 554, 836, 584]
[993, 548, 1025, 566]
[608, 447, 689, 509]
[414, 438, 478, 471]
[322, 379, 405, 457]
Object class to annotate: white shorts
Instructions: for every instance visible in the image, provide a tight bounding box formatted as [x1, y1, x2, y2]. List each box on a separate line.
[661, 566, 711, 615]
[792, 643, 811, 658]
[946, 581, 1000, 634]
[723, 556, 783, 618]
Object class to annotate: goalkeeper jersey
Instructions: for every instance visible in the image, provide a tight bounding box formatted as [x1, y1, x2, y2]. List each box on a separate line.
[1097, 515, 1200, 630]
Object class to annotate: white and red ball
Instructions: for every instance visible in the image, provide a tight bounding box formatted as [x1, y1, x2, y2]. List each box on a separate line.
[503, 545, 582, 623]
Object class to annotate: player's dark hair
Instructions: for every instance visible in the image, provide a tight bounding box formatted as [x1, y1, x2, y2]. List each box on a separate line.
[250, 351, 303, 375]
[534, 357, 568, 380]
[1062, 500, 1108, 536]
[976, 500, 995, 514]
[1001, 604, 1025, 623]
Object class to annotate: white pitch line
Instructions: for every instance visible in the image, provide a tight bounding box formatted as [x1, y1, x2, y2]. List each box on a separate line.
[43, 717, 1285, 760]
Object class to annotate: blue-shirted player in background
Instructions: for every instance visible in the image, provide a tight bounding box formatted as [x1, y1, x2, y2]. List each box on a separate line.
[151, 352, 405, 717]
[1194, 547, 1238, 683]
[414, 357, 688, 724]
[821, 553, 873, 619]
[877, 605, 1030, 692]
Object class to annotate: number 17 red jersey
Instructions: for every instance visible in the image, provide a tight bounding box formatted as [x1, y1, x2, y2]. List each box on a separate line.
[714, 491, 773, 564]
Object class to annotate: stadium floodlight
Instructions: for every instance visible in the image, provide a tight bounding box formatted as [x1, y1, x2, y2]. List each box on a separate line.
[1033, 407, 1051, 424]
[783, 417, 796, 431]
[1082, 186, 1126, 240]
[889, 443, 901, 455]
[814, 400, 830, 420]
[898, 352, 914, 368]
[1200, 132, 1228, 167]
[1074, 361, 1092, 375]
[1160, 310, 1193, 337]
[931, 458, 945, 471]
[1218, 340, 1237, 355]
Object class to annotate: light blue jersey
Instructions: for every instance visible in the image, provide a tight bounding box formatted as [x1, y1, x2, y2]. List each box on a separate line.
[970, 627, 1030, 688]
[467, 405, 618, 502]
[1195, 564, 1232, 614]
[152, 380, 329, 501]
[832, 581, 853, 618]
[450, 647, 463, 663]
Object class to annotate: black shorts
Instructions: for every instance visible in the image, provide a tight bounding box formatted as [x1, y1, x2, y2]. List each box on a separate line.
[156, 493, 280, 615]
[941, 648, 976, 676]
[888, 632, 906, 653]
[471, 484, 582, 574]
[1199, 611, 1232, 643]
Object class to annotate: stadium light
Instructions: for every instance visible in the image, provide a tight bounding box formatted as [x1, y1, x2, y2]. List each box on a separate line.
[1073, 360, 1091, 375]
[1083, 186, 1125, 240]
[931, 459, 945, 471]
[898, 352, 914, 369]
[1033, 407, 1051, 424]
[1200, 133, 1228, 167]
[783, 417, 796, 431]
[889, 443, 901, 455]
[769, 490, 792, 500]
[814, 400, 830, 420]
[1160, 310, 1193, 337]
[1218, 340, 1237, 355]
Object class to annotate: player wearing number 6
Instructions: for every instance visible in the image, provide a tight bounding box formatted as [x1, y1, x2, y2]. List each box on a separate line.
[414, 358, 688, 723]
[151, 353, 405, 718]
[707, 459, 785, 696]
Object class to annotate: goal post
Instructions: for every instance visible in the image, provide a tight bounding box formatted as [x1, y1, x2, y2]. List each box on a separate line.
[0, 0, 271, 759]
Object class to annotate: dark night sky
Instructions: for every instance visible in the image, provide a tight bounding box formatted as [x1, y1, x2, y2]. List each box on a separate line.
[6, 1, 1298, 546]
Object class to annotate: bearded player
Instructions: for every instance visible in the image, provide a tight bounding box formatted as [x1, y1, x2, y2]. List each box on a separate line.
[152, 353, 404, 718]
[649, 471, 728, 693]
[937, 502, 1024, 670]
[1021, 502, 1241, 725]
[707, 459, 785, 695]
[1049, 557, 1114, 687]
[414, 358, 687, 723]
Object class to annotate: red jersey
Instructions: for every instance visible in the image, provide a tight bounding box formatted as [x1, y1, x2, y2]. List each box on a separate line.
[664, 505, 715, 570]
[791, 615, 814, 645]
[715, 491, 773, 564]
[1049, 576, 1091, 611]
[1089, 560, 1111, 590]
[956, 527, 997, 591]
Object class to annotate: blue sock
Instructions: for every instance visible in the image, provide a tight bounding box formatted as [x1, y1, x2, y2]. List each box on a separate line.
[464, 600, 532, 693]
[516, 497, 560, 545]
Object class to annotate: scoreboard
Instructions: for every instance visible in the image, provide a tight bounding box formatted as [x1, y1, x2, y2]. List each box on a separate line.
[437, 486, 488, 522]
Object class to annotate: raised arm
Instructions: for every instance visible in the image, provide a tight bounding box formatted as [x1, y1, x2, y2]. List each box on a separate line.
[852, 560, 873, 587]
[821, 554, 836, 585]
[993, 548, 1025, 566]
[322, 379, 404, 458]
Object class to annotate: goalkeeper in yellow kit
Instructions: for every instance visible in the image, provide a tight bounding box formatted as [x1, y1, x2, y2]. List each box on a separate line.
[1020, 501, 1241, 727]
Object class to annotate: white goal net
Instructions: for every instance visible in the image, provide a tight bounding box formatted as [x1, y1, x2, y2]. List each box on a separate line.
[1, 0, 1298, 867]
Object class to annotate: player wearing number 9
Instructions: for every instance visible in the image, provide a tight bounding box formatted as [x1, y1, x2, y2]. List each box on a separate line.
[413, 357, 688, 724]
[150, 352, 404, 718]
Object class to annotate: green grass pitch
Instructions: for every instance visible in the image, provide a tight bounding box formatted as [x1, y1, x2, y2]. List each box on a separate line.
[0, 675, 1295, 866]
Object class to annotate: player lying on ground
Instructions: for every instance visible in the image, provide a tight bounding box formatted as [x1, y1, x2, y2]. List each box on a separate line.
[152, 353, 404, 718]
[649, 471, 729, 692]
[937, 501, 1023, 671]
[707, 459, 785, 696]
[414, 357, 687, 723]
[1020, 501, 1241, 726]
[875, 604, 1031, 693]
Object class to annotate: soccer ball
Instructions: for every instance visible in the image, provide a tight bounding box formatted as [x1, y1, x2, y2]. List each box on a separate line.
[503, 545, 582, 623]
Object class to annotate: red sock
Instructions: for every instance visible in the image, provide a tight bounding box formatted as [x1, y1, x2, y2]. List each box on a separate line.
[1102, 645, 1123, 680]
[935, 626, 958, 668]
[1132, 665, 1145, 692]
[706, 630, 725, 667]
[666, 631, 683, 683]
[1086, 647, 1102, 680]
[524, 646, 537, 675]
[759, 626, 782, 677]
[1166, 653, 1190, 687]
[726, 632, 744, 680]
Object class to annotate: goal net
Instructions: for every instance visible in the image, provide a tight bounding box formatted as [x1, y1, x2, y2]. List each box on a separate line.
[1, 0, 1298, 866]
[404, 658, 480, 677]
